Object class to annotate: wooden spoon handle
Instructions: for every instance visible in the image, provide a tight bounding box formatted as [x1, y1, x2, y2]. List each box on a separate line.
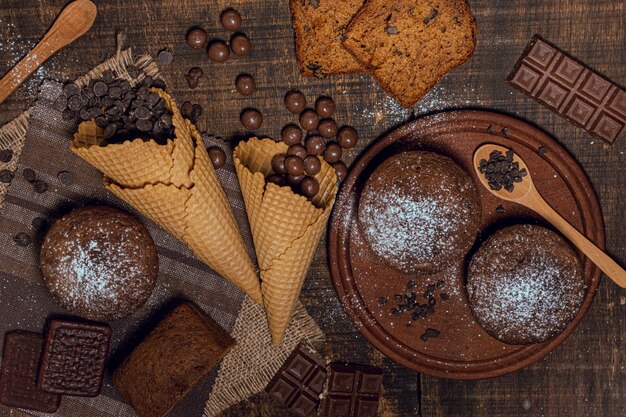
[0, 0, 96, 104]
[530, 193, 626, 288]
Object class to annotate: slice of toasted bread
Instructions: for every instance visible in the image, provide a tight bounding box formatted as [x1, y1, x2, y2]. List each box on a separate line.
[290, 0, 366, 78]
[343, 0, 477, 107]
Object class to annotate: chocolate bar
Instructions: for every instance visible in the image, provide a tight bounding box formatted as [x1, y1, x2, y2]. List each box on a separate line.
[320, 363, 383, 417]
[507, 35, 625, 144]
[38, 319, 111, 397]
[0, 331, 61, 412]
[113, 302, 236, 417]
[266, 343, 327, 417]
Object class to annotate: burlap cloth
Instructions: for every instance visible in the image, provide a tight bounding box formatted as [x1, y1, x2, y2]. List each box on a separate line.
[0, 49, 323, 417]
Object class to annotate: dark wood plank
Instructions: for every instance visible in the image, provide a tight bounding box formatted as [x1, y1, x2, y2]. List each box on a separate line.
[0, 0, 624, 416]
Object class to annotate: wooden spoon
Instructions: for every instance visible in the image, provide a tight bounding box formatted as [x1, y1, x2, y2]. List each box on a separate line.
[474, 143, 626, 288]
[0, 0, 97, 105]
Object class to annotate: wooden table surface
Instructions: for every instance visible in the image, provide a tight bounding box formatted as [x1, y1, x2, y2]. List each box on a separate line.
[0, 1, 624, 416]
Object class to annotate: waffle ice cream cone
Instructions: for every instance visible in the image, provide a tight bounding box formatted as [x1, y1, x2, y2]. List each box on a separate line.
[71, 89, 263, 305]
[234, 138, 338, 345]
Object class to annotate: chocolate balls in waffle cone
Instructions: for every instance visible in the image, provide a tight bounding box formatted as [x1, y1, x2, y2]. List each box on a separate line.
[234, 138, 338, 344]
[71, 89, 263, 305]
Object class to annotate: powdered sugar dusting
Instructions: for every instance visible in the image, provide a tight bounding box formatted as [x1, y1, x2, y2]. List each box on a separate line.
[467, 225, 585, 344]
[358, 152, 480, 273]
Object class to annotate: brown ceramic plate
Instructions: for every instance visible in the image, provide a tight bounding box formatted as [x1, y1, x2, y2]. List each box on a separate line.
[328, 110, 604, 380]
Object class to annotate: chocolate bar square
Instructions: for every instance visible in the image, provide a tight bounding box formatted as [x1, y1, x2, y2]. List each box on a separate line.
[507, 35, 626, 144]
[0, 331, 61, 412]
[38, 320, 111, 397]
[320, 364, 383, 417]
[112, 302, 236, 417]
[266, 343, 327, 417]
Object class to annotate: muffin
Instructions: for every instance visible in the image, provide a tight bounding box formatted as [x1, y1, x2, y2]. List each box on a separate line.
[40, 206, 158, 321]
[357, 151, 481, 274]
[467, 224, 585, 345]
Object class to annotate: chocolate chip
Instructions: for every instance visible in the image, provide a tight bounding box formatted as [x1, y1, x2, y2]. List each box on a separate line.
[0, 149, 13, 163]
[315, 97, 335, 118]
[337, 126, 358, 149]
[13, 232, 31, 247]
[22, 168, 36, 183]
[208, 40, 230, 62]
[67, 95, 83, 111]
[440, 293, 449, 301]
[57, 171, 74, 186]
[305, 135, 325, 156]
[281, 125, 302, 146]
[185, 67, 203, 89]
[299, 109, 319, 131]
[221, 9, 242, 31]
[157, 49, 174, 65]
[108, 86, 122, 99]
[487, 124, 496, 135]
[136, 119, 153, 132]
[538, 146, 548, 155]
[436, 280, 445, 289]
[420, 328, 440, 342]
[428, 297, 436, 306]
[31, 217, 46, 230]
[63, 83, 80, 98]
[102, 70, 115, 83]
[394, 295, 404, 302]
[240, 108, 263, 130]
[230, 33, 251, 57]
[190, 104, 203, 123]
[323, 142, 342, 164]
[32, 180, 48, 194]
[318, 119, 338, 139]
[285, 91, 306, 114]
[93, 81, 108, 97]
[62, 109, 77, 121]
[378, 297, 387, 307]
[208, 147, 226, 169]
[423, 9, 439, 25]
[187, 28, 208, 49]
[495, 204, 505, 214]
[235, 74, 256, 96]
[134, 106, 151, 120]
[300, 176, 319, 198]
[53, 94, 68, 111]
[126, 65, 140, 79]
[104, 124, 118, 139]
[0, 169, 13, 184]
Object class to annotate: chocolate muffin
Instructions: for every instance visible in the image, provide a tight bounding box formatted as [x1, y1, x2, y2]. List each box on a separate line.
[40, 206, 158, 321]
[358, 151, 481, 274]
[467, 225, 585, 345]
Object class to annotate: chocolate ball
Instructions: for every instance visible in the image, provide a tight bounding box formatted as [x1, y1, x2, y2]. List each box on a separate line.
[271, 154, 287, 175]
[315, 96, 335, 118]
[287, 144, 307, 159]
[208, 147, 226, 169]
[285, 91, 306, 114]
[318, 119, 338, 138]
[285, 156, 305, 176]
[240, 108, 263, 130]
[305, 135, 326, 156]
[300, 176, 320, 198]
[220, 9, 242, 31]
[267, 174, 287, 186]
[338, 126, 358, 149]
[304, 156, 321, 175]
[208, 40, 230, 62]
[235, 74, 256, 96]
[187, 28, 208, 49]
[333, 161, 348, 182]
[287, 174, 304, 185]
[323, 142, 342, 164]
[281, 125, 303, 146]
[299, 109, 320, 131]
[230, 34, 252, 56]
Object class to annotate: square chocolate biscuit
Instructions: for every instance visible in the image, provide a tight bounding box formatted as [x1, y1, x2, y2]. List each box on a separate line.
[0, 331, 61, 412]
[113, 302, 236, 417]
[38, 320, 111, 397]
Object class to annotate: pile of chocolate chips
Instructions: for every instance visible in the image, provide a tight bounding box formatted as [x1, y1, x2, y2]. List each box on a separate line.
[380, 278, 449, 324]
[478, 149, 527, 192]
[266, 92, 358, 199]
[56, 70, 173, 145]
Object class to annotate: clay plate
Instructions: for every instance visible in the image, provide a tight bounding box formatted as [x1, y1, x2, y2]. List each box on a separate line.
[328, 110, 604, 380]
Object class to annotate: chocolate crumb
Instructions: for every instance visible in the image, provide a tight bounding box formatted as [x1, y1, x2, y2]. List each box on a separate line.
[420, 328, 440, 341]
[13, 232, 31, 247]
